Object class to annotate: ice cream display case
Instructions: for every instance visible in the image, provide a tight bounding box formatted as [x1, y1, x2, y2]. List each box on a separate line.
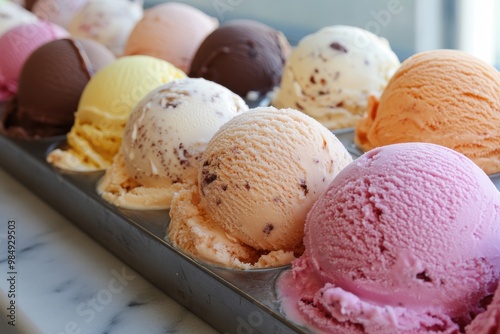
[2, 115, 500, 334]
[3, 0, 500, 333]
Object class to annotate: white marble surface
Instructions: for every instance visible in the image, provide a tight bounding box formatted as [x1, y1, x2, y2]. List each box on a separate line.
[0, 166, 219, 334]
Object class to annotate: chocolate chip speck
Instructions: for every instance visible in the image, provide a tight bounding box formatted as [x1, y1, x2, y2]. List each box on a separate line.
[310, 75, 316, 84]
[330, 42, 348, 53]
[245, 182, 250, 190]
[201, 161, 217, 190]
[480, 294, 494, 309]
[222, 184, 227, 191]
[300, 179, 309, 196]
[263, 223, 274, 235]
[301, 297, 313, 306]
[204, 173, 217, 185]
[416, 271, 432, 282]
[160, 95, 181, 108]
[216, 198, 221, 205]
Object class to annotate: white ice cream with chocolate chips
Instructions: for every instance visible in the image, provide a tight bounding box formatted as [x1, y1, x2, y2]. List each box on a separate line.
[272, 25, 400, 130]
[97, 77, 248, 210]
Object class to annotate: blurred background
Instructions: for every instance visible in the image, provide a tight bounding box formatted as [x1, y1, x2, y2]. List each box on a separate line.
[144, 0, 499, 67]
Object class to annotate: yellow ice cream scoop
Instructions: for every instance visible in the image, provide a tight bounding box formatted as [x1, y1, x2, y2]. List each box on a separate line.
[47, 55, 186, 171]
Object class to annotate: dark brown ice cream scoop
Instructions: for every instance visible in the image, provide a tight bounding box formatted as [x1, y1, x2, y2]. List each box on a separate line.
[189, 19, 291, 98]
[0, 37, 115, 139]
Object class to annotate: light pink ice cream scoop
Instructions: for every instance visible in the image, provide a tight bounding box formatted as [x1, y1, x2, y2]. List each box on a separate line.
[0, 20, 68, 101]
[124, 2, 218, 73]
[278, 142, 500, 333]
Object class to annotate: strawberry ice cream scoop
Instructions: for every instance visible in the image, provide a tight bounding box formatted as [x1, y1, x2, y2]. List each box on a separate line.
[0, 21, 68, 101]
[278, 142, 500, 333]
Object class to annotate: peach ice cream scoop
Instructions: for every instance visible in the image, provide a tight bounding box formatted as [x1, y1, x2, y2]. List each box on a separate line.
[355, 49, 500, 174]
[168, 107, 352, 269]
[124, 2, 218, 73]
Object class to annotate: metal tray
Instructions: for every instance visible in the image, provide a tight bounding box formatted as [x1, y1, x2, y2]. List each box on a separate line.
[0, 133, 312, 334]
[2, 122, 499, 334]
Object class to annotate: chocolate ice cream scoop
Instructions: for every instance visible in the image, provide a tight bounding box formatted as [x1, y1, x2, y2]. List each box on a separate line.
[1, 37, 115, 139]
[189, 19, 291, 98]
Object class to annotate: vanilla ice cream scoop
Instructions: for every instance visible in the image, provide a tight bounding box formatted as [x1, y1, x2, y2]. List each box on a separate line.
[32, 0, 88, 28]
[273, 25, 400, 130]
[0, 1, 37, 36]
[68, 0, 143, 56]
[97, 78, 248, 210]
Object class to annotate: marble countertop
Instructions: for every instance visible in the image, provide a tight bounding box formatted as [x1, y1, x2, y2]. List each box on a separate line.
[0, 166, 219, 334]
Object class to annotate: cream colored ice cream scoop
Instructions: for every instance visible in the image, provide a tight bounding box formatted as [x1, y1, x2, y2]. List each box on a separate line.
[68, 0, 143, 56]
[97, 78, 248, 210]
[273, 25, 400, 130]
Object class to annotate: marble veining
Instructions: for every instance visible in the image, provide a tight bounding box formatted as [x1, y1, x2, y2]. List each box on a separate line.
[0, 167, 218, 334]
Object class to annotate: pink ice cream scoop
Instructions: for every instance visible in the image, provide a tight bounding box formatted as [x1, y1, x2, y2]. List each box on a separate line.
[278, 142, 500, 333]
[0, 20, 68, 101]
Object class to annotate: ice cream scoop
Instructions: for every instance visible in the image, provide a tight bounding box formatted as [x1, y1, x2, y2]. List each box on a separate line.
[189, 19, 291, 99]
[0, 1, 37, 37]
[272, 25, 400, 130]
[1, 37, 115, 139]
[68, 0, 143, 56]
[168, 106, 352, 269]
[355, 49, 500, 175]
[124, 2, 218, 73]
[0, 20, 69, 101]
[97, 77, 248, 210]
[32, 0, 89, 28]
[47, 55, 186, 171]
[278, 142, 500, 333]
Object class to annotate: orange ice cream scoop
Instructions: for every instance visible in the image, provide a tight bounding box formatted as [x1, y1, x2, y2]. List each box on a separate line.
[355, 49, 500, 175]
